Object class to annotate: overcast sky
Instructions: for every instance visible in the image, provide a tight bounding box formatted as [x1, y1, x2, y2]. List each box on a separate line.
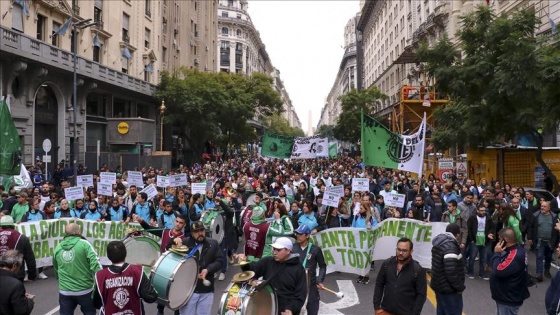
[247, 0, 361, 134]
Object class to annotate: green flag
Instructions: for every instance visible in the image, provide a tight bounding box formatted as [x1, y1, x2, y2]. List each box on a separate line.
[329, 141, 338, 158]
[261, 131, 294, 159]
[0, 99, 22, 175]
[361, 112, 426, 175]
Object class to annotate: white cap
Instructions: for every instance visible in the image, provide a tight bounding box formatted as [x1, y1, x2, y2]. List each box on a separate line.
[270, 237, 293, 251]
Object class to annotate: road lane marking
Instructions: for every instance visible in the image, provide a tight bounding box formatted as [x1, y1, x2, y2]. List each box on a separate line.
[45, 306, 59, 315]
[318, 280, 359, 315]
[426, 273, 466, 315]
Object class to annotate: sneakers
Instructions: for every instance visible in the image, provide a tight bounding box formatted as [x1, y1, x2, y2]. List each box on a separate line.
[361, 276, 370, 284]
[38, 272, 48, 279]
[24, 275, 29, 282]
[481, 274, 490, 281]
[467, 274, 475, 279]
[536, 274, 544, 282]
[218, 273, 226, 281]
[229, 256, 235, 264]
[356, 276, 364, 283]
[545, 269, 552, 278]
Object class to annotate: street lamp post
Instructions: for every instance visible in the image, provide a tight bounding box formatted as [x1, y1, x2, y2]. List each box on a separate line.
[71, 14, 97, 185]
[159, 100, 166, 151]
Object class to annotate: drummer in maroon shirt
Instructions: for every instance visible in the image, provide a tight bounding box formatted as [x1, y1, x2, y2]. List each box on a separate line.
[133, 213, 187, 253]
[93, 241, 158, 315]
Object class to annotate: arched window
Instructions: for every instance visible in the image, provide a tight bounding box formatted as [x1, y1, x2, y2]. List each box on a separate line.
[221, 27, 229, 35]
[236, 29, 242, 37]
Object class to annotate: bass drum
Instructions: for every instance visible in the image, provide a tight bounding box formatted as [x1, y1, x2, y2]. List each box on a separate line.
[219, 281, 278, 315]
[123, 233, 160, 268]
[150, 251, 198, 310]
[201, 209, 225, 244]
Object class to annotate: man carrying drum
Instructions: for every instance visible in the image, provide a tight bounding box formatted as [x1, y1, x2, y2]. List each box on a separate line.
[292, 225, 327, 315]
[235, 237, 307, 315]
[93, 241, 158, 315]
[134, 213, 187, 315]
[167, 221, 224, 315]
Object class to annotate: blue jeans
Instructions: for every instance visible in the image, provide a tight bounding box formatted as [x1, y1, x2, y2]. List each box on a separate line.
[59, 292, 96, 315]
[462, 242, 472, 270]
[435, 292, 463, 315]
[468, 243, 487, 276]
[179, 292, 213, 315]
[536, 239, 553, 275]
[496, 302, 520, 315]
[220, 239, 228, 273]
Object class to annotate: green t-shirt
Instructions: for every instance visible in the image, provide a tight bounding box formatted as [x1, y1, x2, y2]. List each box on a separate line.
[11, 202, 30, 222]
[475, 216, 486, 246]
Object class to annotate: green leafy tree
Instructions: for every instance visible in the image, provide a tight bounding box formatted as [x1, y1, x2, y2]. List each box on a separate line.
[265, 113, 305, 137]
[315, 124, 335, 138]
[156, 69, 284, 158]
[416, 5, 560, 192]
[334, 86, 387, 142]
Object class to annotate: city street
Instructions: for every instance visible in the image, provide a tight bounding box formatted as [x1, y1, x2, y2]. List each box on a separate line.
[26, 253, 556, 315]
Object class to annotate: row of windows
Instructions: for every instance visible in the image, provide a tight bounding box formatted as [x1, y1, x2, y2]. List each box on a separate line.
[221, 27, 243, 37]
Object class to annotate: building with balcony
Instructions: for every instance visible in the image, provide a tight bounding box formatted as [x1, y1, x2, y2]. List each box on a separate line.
[217, 0, 273, 75]
[317, 15, 359, 129]
[272, 69, 301, 129]
[0, 0, 219, 173]
[160, 0, 218, 73]
[357, 0, 556, 118]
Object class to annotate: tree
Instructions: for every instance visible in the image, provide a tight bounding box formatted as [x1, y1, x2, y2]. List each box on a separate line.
[416, 5, 560, 192]
[333, 86, 387, 142]
[265, 113, 305, 137]
[155, 69, 284, 159]
[315, 124, 335, 138]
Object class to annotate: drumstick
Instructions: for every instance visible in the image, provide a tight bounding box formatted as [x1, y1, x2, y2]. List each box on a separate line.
[321, 286, 344, 298]
[201, 274, 211, 287]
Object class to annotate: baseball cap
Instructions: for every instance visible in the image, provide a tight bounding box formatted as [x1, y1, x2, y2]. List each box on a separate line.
[190, 221, 205, 232]
[295, 225, 311, 235]
[0, 215, 15, 227]
[270, 237, 293, 251]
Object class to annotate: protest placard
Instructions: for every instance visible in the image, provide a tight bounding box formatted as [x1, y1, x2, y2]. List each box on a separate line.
[326, 185, 344, 198]
[64, 186, 84, 201]
[322, 191, 339, 207]
[97, 183, 113, 196]
[100, 172, 116, 185]
[169, 174, 187, 187]
[352, 178, 369, 192]
[384, 193, 406, 208]
[191, 183, 207, 195]
[141, 183, 158, 199]
[157, 175, 170, 188]
[127, 171, 144, 187]
[76, 175, 93, 188]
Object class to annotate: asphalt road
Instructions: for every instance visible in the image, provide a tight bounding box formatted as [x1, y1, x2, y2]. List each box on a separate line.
[24, 252, 557, 315]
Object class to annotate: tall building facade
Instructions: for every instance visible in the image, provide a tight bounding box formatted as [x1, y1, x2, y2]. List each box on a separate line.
[0, 0, 218, 173]
[317, 15, 359, 129]
[357, 0, 554, 117]
[216, 0, 272, 75]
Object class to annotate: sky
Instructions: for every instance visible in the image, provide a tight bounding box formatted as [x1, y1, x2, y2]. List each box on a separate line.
[247, 0, 361, 134]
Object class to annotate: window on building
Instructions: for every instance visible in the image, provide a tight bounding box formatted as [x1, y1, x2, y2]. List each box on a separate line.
[222, 11, 228, 17]
[86, 93, 106, 116]
[113, 98, 131, 118]
[221, 27, 228, 35]
[93, 46, 101, 62]
[94, 0, 103, 27]
[122, 13, 130, 42]
[237, 13, 241, 19]
[220, 40, 230, 67]
[228, 0, 234, 6]
[145, 28, 151, 48]
[36, 15, 46, 41]
[52, 21, 61, 46]
[237, 29, 242, 37]
[122, 57, 128, 73]
[145, 0, 151, 17]
[12, 1, 24, 31]
[162, 46, 167, 63]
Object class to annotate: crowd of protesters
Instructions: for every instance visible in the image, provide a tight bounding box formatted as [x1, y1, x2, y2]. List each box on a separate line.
[1, 154, 560, 314]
